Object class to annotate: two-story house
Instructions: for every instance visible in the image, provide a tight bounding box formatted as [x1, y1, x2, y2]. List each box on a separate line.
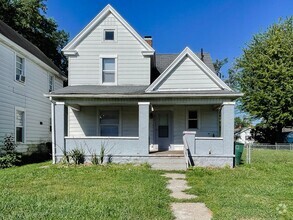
[47, 5, 242, 169]
[0, 20, 66, 155]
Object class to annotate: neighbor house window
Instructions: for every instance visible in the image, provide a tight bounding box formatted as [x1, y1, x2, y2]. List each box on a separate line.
[15, 55, 25, 83]
[99, 110, 119, 136]
[15, 109, 25, 143]
[188, 110, 198, 129]
[49, 75, 54, 92]
[102, 58, 116, 84]
[104, 30, 115, 41]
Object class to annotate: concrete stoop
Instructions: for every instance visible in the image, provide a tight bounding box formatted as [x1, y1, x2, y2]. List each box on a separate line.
[149, 151, 186, 170]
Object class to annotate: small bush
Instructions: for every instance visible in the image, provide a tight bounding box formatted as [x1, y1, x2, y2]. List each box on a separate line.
[0, 134, 21, 169]
[2, 135, 17, 153]
[0, 154, 21, 169]
[69, 148, 85, 165]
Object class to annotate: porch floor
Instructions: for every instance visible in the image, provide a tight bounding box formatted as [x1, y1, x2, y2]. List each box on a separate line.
[149, 150, 184, 157]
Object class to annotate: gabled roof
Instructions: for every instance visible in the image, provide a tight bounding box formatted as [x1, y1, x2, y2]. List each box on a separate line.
[0, 20, 63, 76]
[62, 4, 154, 56]
[146, 47, 232, 92]
[155, 53, 216, 74]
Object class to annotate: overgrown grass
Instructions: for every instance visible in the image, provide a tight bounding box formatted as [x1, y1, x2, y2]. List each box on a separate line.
[0, 163, 173, 219]
[187, 149, 293, 219]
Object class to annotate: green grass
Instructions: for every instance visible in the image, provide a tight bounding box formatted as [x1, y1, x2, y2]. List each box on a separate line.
[0, 163, 173, 220]
[187, 149, 293, 219]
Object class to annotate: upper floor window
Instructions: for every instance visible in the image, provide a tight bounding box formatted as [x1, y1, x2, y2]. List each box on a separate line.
[187, 110, 198, 129]
[49, 75, 54, 92]
[102, 58, 116, 84]
[15, 55, 25, 83]
[104, 29, 115, 41]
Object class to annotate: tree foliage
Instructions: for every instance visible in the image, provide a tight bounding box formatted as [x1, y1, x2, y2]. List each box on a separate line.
[234, 117, 252, 129]
[0, 0, 69, 74]
[234, 17, 293, 142]
[213, 58, 228, 79]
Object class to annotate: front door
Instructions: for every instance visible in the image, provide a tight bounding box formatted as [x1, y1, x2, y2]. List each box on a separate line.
[154, 111, 172, 151]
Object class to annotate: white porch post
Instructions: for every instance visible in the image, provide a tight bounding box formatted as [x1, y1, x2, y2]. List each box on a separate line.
[221, 102, 235, 155]
[138, 102, 150, 155]
[54, 102, 65, 162]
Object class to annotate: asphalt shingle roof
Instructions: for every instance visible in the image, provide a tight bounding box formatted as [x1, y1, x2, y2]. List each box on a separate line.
[51, 85, 148, 95]
[155, 52, 216, 74]
[0, 20, 63, 76]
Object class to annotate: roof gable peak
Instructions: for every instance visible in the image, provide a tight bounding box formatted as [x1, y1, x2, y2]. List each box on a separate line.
[62, 4, 154, 56]
[146, 47, 232, 92]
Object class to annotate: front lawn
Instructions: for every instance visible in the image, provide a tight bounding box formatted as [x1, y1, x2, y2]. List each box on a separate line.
[187, 149, 293, 219]
[0, 163, 173, 219]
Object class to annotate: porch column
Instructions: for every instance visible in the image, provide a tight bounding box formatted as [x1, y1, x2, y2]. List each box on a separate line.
[221, 102, 235, 155]
[138, 102, 150, 155]
[55, 102, 65, 161]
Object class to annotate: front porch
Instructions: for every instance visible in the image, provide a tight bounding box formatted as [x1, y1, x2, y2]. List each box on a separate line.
[51, 97, 235, 169]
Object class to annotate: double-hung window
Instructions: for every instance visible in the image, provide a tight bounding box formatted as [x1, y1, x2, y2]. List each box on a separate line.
[99, 110, 119, 136]
[15, 55, 25, 83]
[102, 57, 116, 84]
[15, 109, 25, 143]
[187, 110, 198, 129]
[49, 75, 54, 92]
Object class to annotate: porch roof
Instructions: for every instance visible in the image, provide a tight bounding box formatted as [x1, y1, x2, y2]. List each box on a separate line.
[46, 85, 242, 99]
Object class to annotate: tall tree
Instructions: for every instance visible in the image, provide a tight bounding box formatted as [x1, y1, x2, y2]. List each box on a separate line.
[213, 58, 228, 79]
[0, 0, 69, 74]
[234, 17, 293, 143]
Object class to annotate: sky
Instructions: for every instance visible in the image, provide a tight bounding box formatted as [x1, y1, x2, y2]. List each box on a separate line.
[46, 0, 293, 78]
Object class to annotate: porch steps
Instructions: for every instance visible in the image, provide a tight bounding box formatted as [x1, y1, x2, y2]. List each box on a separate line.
[148, 151, 186, 171]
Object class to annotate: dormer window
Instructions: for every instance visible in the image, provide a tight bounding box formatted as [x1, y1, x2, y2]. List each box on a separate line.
[104, 29, 115, 41]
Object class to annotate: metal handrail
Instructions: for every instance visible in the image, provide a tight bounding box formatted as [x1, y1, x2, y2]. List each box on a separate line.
[183, 135, 192, 168]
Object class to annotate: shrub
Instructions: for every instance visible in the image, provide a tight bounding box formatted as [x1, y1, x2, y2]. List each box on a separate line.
[0, 154, 21, 169]
[69, 148, 85, 165]
[0, 134, 21, 169]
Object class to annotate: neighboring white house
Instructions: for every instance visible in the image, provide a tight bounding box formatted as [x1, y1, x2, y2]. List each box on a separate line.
[47, 5, 242, 169]
[0, 20, 66, 154]
[235, 127, 254, 144]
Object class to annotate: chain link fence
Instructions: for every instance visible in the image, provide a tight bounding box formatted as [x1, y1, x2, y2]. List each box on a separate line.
[243, 143, 293, 164]
[251, 143, 293, 150]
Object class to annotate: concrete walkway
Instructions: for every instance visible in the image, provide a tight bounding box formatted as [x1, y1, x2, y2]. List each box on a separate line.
[163, 173, 212, 220]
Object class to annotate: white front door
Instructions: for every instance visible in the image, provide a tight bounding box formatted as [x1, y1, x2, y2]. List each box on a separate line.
[154, 111, 172, 151]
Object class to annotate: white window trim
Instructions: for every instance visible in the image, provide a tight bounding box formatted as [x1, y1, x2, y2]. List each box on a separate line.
[14, 53, 26, 85]
[15, 107, 26, 144]
[185, 107, 200, 130]
[102, 27, 117, 42]
[49, 74, 55, 92]
[96, 107, 122, 136]
[99, 55, 118, 85]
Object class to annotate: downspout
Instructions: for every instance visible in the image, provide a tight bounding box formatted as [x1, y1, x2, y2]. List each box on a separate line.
[50, 97, 56, 164]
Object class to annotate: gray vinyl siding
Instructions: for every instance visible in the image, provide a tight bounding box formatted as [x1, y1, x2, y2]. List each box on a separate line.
[68, 104, 218, 146]
[151, 105, 219, 146]
[0, 42, 63, 146]
[157, 56, 221, 90]
[69, 13, 150, 86]
[68, 106, 138, 137]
